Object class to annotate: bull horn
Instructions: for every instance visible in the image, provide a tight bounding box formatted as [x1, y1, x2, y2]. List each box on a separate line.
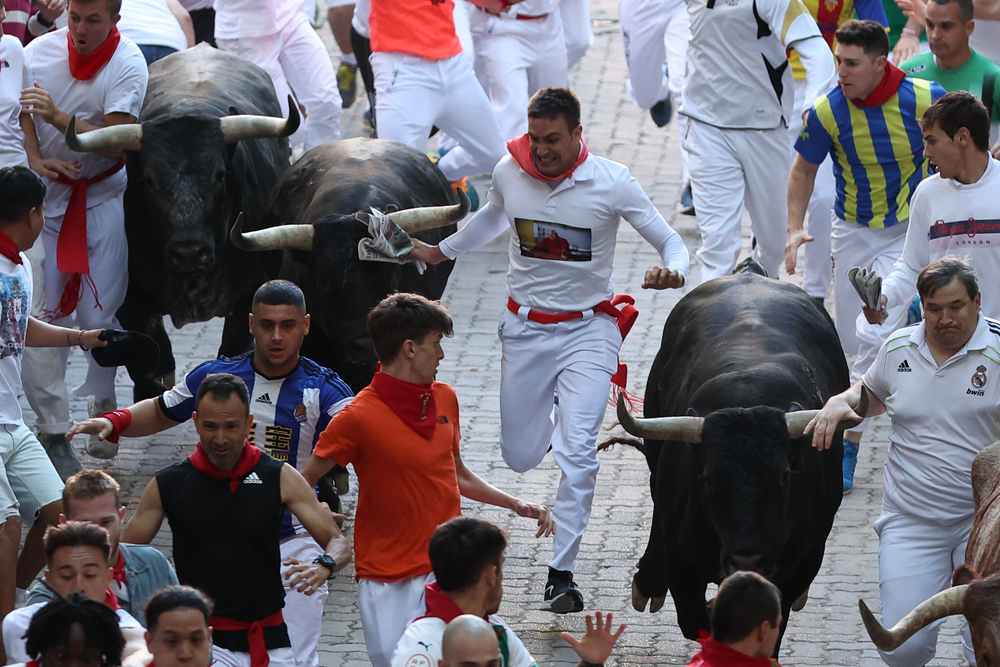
[385, 189, 471, 234]
[859, 586, 967, 651]
[65, 116, 142, 153]
[786, 385, 871, 439]
[617, 395, 704, 444]
[220, 96, 301, 144]
[229, 213, 314, 252]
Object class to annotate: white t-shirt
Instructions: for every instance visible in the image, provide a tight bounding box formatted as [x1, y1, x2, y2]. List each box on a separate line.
[213, 0, 303, 39]
[440, 153, 690, 312]
[680, 0, 828, 129]
[862, 315, 1000, 525]
[0, 35, 31, 168]
[882, 158, 1000, 319]
[351, 0, 370, 38]
[23, 29, 147, 217]
[117, 0, 188, 52]
[0, 253, 31, 426]
[391, 615, 536, 667]
[2, 601, 143, 663]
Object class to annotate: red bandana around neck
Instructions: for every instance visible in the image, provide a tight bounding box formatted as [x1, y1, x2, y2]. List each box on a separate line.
[507, 134, 589, 181]
[103, 587, 121, 610]
[0, 230, 23, 265]
[188, 440, 263, 492]
[67, 27, 120, 80]
[417, 582, 469, 623]
[852, 62, 906, 108]
[370, 372, 437, 439]
[112, 550, 126, 587]
[692, 632, 780, 667]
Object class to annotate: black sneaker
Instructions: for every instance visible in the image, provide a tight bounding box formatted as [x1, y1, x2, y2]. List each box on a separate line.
[650, 94, 673, 128]
[338, 62, 358, 109]
[544, 567, 584, 613]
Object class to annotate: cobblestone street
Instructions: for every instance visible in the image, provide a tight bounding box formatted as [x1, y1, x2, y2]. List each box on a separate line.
[21, 2, 970, 664]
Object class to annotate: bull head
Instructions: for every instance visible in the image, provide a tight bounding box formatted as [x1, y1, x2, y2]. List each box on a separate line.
[616, 387, 869, 443]
[64, 95, 301, 153]
[228, 189, 471, 253]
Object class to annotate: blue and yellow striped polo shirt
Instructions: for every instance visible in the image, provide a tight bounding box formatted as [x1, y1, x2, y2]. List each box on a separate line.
[794, 77, 946, 228]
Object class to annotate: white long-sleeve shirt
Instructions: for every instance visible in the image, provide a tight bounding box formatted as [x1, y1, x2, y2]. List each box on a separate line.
[881, 157, 1000, 318]
[439, 152, 690, 313]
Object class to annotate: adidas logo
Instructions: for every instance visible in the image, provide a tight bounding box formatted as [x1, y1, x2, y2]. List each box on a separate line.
[243, 472, 263, 485]
[897, 360, 912, 373]
[254, 393, 272, 405]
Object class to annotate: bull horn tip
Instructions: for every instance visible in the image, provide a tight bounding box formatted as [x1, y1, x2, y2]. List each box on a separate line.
[617, 395, 636, 434]
[457, 187, 471, 216]
[65, 116, 81, 152]
[285, 96, 301, 136]
[859, 598, 898, 650]
[228, 212, 246, 248]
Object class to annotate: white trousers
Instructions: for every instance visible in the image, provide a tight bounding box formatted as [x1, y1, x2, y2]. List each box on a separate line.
[372, 51, 506, 180]
[279, 533, 328, 667]
[470, 10, 568, 140]
[41, 195, 128, 404]
[789, 78, 834, 300]
[683, 119, 790, 282]
[358, 572, 433, 667]
[212, 646, 296, 667]
[560, 0, 592, 68]
[830, 217, 908, 375]
[217, 13, 342, 151]
[21, 243, 71, 433]
[498, 309, 621, 572]
[874, 510, 975, 667]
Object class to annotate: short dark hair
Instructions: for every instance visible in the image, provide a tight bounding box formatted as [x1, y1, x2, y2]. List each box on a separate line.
[711, 571, 782, 645]
[428, 517, 508, 593]
[145, 586, 214, 633]
[835, 19, 890, 58]
[367, 293, 454, 363]
[252, 279, 306, 312]
[63, 469, 121, 515]
[68, 0, 123, 17]
[0, 166, 46, 226]
[25, 594, 125, 666]
[195, 373, 250, 416]
[917, 255, 979, 301]
[921, 91, 991, 152]
[527, 88, 581, 132]
[44, 521, 111, 565]
[929, 0, 974, 22]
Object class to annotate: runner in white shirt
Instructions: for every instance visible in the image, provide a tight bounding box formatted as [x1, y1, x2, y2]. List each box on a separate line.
[214, 0, 342, 150]
[806, 256, 998, 667]
[21, 2, 146, 459]
[869, 92, 1000, 320]
[116, 0, 193, 65]
[560, 0, 591, 67]
[411, 88, 689, 613]
[468, 0, 567, 141]
[0, 23, 30, 168]
[681, 0, 835, 282]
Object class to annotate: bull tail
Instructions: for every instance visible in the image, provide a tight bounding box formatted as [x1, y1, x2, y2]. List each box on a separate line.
[598, 435, 646, 454]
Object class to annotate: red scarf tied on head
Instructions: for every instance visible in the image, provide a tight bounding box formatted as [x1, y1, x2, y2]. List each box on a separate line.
[853, 62, 906, 108]
[188, 440, 263, 492]
[370, 372, 437, 439]
[507, 134, 589, 181]
[67, 26, 120, 80]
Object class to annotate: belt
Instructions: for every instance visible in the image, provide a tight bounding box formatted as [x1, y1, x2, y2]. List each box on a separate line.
[506, 295, 637, 338]
[477, 6, 548, 19]
[210, 610, 284, 667]
[516, 13, 548, 18]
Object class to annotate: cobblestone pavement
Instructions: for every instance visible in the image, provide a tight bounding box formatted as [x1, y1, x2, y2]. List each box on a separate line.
[21, 4, 970, 665]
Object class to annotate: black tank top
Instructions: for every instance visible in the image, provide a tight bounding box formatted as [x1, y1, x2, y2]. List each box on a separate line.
[156, 453, 290, 651]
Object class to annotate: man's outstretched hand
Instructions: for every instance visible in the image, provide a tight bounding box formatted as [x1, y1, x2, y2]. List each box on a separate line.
[561, 611, 626, 666]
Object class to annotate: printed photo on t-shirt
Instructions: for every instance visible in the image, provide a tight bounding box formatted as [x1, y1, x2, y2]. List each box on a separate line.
[0, 274, 28, 359]
[514, 218, 592, 262]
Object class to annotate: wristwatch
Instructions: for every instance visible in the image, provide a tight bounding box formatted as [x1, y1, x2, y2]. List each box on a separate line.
[313, 554, 337, 579]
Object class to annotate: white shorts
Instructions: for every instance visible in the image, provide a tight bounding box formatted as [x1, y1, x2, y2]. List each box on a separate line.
[0, 423, 64, 524]
[358, 573, 434, 667]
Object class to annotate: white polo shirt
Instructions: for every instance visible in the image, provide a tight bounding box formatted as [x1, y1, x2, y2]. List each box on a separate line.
[391, 614, 535, 667]
[439, 153, 690, 313]
[2, 601, 142, 663]
[862, 314, 1000, 525]
[881, 158, 1000, 319]
[0, 35, 31, 168]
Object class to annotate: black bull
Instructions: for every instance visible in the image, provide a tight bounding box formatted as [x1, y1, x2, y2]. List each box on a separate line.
[230, 138, 465, 392]
[619, 271, 851, 653]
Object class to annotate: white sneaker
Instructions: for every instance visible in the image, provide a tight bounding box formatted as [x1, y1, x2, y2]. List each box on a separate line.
[86, 396, 119, 459]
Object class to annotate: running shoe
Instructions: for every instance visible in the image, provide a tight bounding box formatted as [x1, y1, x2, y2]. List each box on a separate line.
[650, 94, 673, 128]
[544, 567, 584, 614]
[337, 62, 358, 109]
[843, 437, 860, 494]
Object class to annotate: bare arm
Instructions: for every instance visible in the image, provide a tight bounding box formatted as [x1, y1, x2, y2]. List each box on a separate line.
[455, 453, 555, 538]
[281, 464, 351, 594]
[804, 382, 886, 450]
[121, 478, 165, 545]
[300, 453, 337, 488]
[21, 113, 82, 180]
[67, 397, 181, 440]
[121, 628, 154, 667]
[785, 155, 820, 275]
[25, 319, 104, 349]
[166, 0, 196, 48]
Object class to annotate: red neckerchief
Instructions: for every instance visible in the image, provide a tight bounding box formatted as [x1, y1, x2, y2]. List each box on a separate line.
[416, 583, 465, 623]
[26, 660, 39, 667]
[852, 62, 906, 108]
[0, 230, 23, 265]
[210, 611, 284, 667]
[370, 372, 437, 439]
[67, 27, 120, 80]
[188, 440, 263, 493]
[103, 587, 121, 610]
[507, 134, 589, 181]
[689, 632, 780, 667]
[112, 550, 126, 587]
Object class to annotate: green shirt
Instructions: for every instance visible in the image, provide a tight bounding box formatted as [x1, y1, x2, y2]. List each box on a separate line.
[900, 50, 1000, 120]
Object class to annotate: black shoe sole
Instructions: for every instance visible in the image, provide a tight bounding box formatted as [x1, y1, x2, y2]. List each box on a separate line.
[544, 591, 584, 614]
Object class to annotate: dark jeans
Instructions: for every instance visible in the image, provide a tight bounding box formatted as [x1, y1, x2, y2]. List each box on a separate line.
[138, 44, 178, 66]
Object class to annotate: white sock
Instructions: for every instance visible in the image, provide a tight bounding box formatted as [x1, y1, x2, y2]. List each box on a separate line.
[341, 52, 358, 66]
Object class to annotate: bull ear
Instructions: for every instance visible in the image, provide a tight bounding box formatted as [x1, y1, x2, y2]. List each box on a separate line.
[686, 407, 699, 417]
[953, 565, 980, 586]
[788, 402, 803, 412]
[229, 106, 240, 116]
